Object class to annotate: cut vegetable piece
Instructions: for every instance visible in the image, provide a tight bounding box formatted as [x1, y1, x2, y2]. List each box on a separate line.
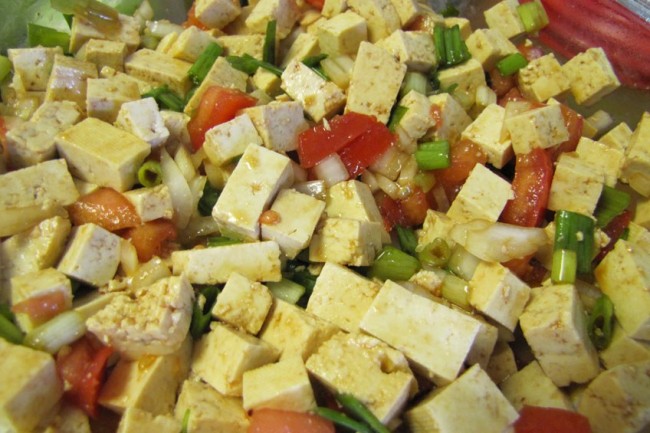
[124, 219, 177, 262]
[27, 23, 70, 51]
[551, 249, 577, 284]
[137, 160, 163, 187]
[513, 405, 592, 433]
[263, 20, 277, 65]
[497, 52, 528, 76]
[587, 294, 615, 350]
[68, 187, 141, 232]
[336, 393, 390, 433]
[414, 140, 450, 170]
[370, 246, 420, 281]
[249, 409, 335, 433]
[516, 0, 549, 33]
[338, 122, 395, 178]
[266, 279, 306, 305]
[553, 210, 595, 274]
[24, 310, 86, 354]
[594, 185, 631, 228]
[142, 85, 185, 112]
[188, 42, 223, 86]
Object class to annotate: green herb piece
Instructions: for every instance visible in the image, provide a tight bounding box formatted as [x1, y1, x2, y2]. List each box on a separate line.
[387, 105, 408, 132]
[302, 53, 328, 67]
[517, 0, 549, 33]
[137, 160, 163, 187]
[0, 305, 23, 344]
[496, 52, 528, 76]
[312, 407, 373, 433]
[226, 54, 283, 77]
[142, 85, 185, 112]
[27, 23, 70, 51]
[551, 248, 577, 284]
[554, 209, 595, 274]
[434, 24, 470, 68]
[198, 182, 220, 216]
[400, 71, 428, 98]
[0, 56, 12, 83]
[190, 285, 220, 339]
[206, 236, 241, 247]
[266, 279, 306, 304]
[263, 20, 277, 64]
[396, 225, 417, 256]
[336, 394, 390, 433]
[441, 273, 471, 310]
[180, 409, 191, 433]
[188, 42, 223, 85]
[595, 186, 631, 228]
[414, 140, 450, 170]
[370, 246, 421, 281]
[587, 294, 614, 350]
[24, 311, 85, 353]
[417, 237, 451, 268]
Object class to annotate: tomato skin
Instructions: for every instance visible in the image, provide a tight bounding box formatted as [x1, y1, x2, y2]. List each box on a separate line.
[434, 139, 488, 202]
[488, 68, 516, 97]
[123, 219, 177, 262]
[56, 336, 114, 418]
[247, 409, 335, 433]
[187, 86, 258, 150]
[304, 0, 324, 10]
[514, 405, 592, 433]
[378, 194, 407, 232]
[11, 291, 69, 325]
[517, 42, 545, 62]
[501, 148, 553, 228]
[399, 187, 430, 227]
[546, 104, 583, 162]
[503, 255, 547, 287]
[338, 122, 395, 178]
[298, 112, 378, 168]
[183, 3, 209, 30]
[68, 187, 141, 232]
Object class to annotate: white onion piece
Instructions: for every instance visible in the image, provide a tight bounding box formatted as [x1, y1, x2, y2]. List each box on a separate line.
[450, 219, 548, 263]
[120, 239, 139, 276]
[313, 153, 348, 187]
[161, 148, 193, 228]
[369, 146, 402, 180]
[189, 175, 207, 216]
[360, 170, 380, 193]
[146, 20, 183, 38]
[174, 144, 197, 182]
[179, 216, 221, 245]
[131, 257, 172, 290]
[293, 180, 327, 200]
[375, 172, 402, 200]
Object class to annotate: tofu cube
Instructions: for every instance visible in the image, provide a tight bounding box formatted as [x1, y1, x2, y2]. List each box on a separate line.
[252, 68, 282, 96]
[517, 53, 570, 102]
[499, 360, 573, 411]
[44, 54, 98, 108]
[325, 180, 384, 224]
[309, 218, 382, 267]
[505, 104, 569, 155]
[563, 47, 620, 106]
[388, 0, 420, 27]
[69, 14, 140, 53]
[195, 0, 241, 29]
[377, 30, 437, 73]
[212, 272, 273, 334]
[468, 261, 530, 331]
[306, 262, 380, 332]
[519, 284, 601, 386]
[125, 49, 192, 96]
[86, 76, 141, 123]
[485, 340, 517, 384]
[41, 403, 91, 433]
[242, 356, 316, 412]
[548, 151, 604, 215]
[465, 28, 518, 71]
[346, 41, 406, 123]
[406, 365, 518, 433]
[0, 343, 63, 433]
[115, 97, 170, 148]
[321, 0, 346, 17]
[116, 408, 181, 433]
[245, 0, 300, 38]
[446, 163, 514, 223]
[243, 101, 308, 153]
[8, 46, 63, 91]
[217, 34, 265, 60]
[280, 33, 320, 68]
[281, 60, 347, 123]
[203, 113, 263, 166]
[316, 12, 367, 56]
[599, 121, 633, 154]
[460, 103, 513, 169]
[417, 210, 457, 252]
[306, 332, 416, 424]
[174, 380, 250, 433]
[347, 0, 400, 42]
[595, 239, 650, 340]
[599, 323, 650, 369]
[260, 298, 339, 360]
[622, 112, 650, 197]
[167, 26, 220, 63]
[184, 57, 249, 115]
[437, 58, 487, 111]
[124, 184, 174, 223]
[261, 189, 325, 258]
[483, 0, 525, 39]
[393, 90, 435, 152]
[172, 241, 282, 284]
[634, 198, 650, 229]
[192, 322, 279, 396]
[360, 280, 484, 385]
[55, 118, 151, 191]
[444, 16, 472, 38]
[77, 39, 127, 72]
[428, 93, 472, 143]
[575, 136, 624, 187]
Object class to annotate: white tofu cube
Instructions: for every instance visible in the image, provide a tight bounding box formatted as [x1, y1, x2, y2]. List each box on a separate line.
[548, 151, 604, 215]
[192, 322, 279, 396]
[563, 47, 620, 106]
[172, 241, 282, 284]
[243, 356, 316, 412]
[465, 28, 518, 71]
[575, 136, 624, 187]
[217, 34, 265, 60]
[309, 218, 382, 267]
[261, 189, 325, 258]
[428, 93, 472, 144]
[517, 54, 570, 103]
[306, 262, 380, 332]
[167, 26, 219, 63]
[437, 58, 487, 111]
[195, 0, 242, 29]
[622, 112, 650, 197]
[306, 332, 416, 424]
[252, 68, 282, 96]
[345, 41, 406, 124]
[77, 39, 127, 72]
[485, 340, 517, 384]
[116, 408, 181, 433]
[69, 13, 140, 53]
[243, 101, 309, 152]
[599, 323, 650, 369]
[8, 46, 63, 92]
[316, 11, 367, 56]
[245, 0, 300, 38]
[634, 198, 650, 229]
[406, 365, 518, 433]
[212, 144, 293, 240]
[125, 49, 192, 96]
[281, 60, 346, 123]
[505, 104, 569, 155]
[212, 272, 273, 334]
[115, 97, 170, 148]
[499, 360, 573, 411]
[124, 184, 174, 222]
[377, 30, 437, 73]
[325, 179, 385, 225]
[347, 0, 400, 42]
[360, 280, 484, 385]
[203, 113, 263, 166]
[388, 0, 420, 27]
[483, 0, 525, 39]
[280, 33, 321, 68]
[44, 54, 98, 108]
[599, 121, 633, 154]
[519, 284, 601, 386]
[460, 103, 513, 169]
[394, 90, 435, 152]
[86, 76, 141, 123]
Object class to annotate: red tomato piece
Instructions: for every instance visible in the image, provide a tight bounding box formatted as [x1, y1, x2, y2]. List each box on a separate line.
[338, 122, 395, 178]
[68, 187, 141, 232]
[546, 104, 584, 162]
[595, 209, 632, 263]
[399, 186, 430, 227]
[501, 148, 553, 228]
[503, 255, 548, 287]
[514, 405, 592, 433]
[183, 3, 209, 30]
[11, 291, 69, 325]
[304, 0, 324, 10]
[0, 116, 7, 161]
[378, 193, 408, 232]
[248, 409, 335, 433]
[188, 86, 257, 150]
[434, 138, 488, 202]
[517, 42, 545, 62]
[488, 68, 516, 97]
[56, 336, 114, 418]
[297, 112, 378, 168]
[429, 104, 443, 130]
[123, 219, 177, 262]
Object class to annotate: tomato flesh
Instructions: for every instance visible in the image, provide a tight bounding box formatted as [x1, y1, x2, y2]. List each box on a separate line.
[546, 104, 583, 162]
[248, 409, 335, 433]
[338, 121, 395, 178]
[68, 187, 141, 232]
[11, 291, 69, 325]
[514, 405, 592, 433]
[123, 219, 178, 262]
[434, 139, 488, 202]
[183, 3, 209, 30]
[399, 187, 430, 227]
[304, 0, 324, 10]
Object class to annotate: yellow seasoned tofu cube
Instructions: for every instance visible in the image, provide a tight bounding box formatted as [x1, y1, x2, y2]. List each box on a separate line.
[115, 97, 170, 148]
[394, 90, 435, 152]
[76, 39, 127, 72]
[483, 0, 525, 39]
[548, 151, 604, 215]
[622, 112, 650, 197]
[280, 33, 321, 68]
[86, 76, 141, 123]
[485, 340, 517, 384]
[245, 0, 300, 38]
[316, 12, 367, 56]
[217, 34, 265, 59]
[517, 53, 570, 102]
[599, 323, 650, 369]
[563, 47, 620, 106]
[505, 104, 569, 155]
[465, 28, 518, 71]
[243, 101, 309, 152]
[167, 26, 220, 63]
[8, 46, 63, 91]
[125, 49, 192, 96]
[377, 30, 437, 73]
[124, 184, 174, 223]
[428, 93, 472, 143]
[69, 13, 141, 53]
[184, 56, 249, 115]
[460, 103, 513, 169]
[347, 0, 400, 42]
[195, 0, 241, 29]
[192, 322, 279, 396]
[388, 0, 420, 27]
[116, 408, 181, 433]
[499, 360, 573, 411]
[203, 113, 263, 166]
[44, 54, 98, 108]
[211, 272, 273, 334]
[599, 121, 633, 154]
[309, 218, 383, 267]
[575, 136, 624, 187]
[437, 58, 487, 111]
[252, 68, 282, 96]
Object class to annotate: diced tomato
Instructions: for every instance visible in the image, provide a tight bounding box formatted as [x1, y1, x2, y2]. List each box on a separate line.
[517, 42, 545, 62]
[501, 148, 553, 228]
[595, 209, 632, 263]
[183, 3, 209, 30]
[298, 112, 378, 168]
[56, 336, 114, 418]
[338, 122, 395, 178]
[503, 255, 548, 287]
[187, 86, 257, 150]
[399, 186, 430, 227]
[405, 13, 438, 33]
[429, 104, 443, 130]
[68, 187, 141, 232]
[378, 193, 408, 232]
[546, 104, 584, 162]
[11, 291, 69, 325]
[123, 219, 177, 262]
[434, 138, 488, 202]
[0, 116, 8, 161]
[498, 88, 526, 106]
[248, 409, 335, 433]
[488, 68, 516, 97]
[514, 405, 592, 433]
[304, 0, 324, 10]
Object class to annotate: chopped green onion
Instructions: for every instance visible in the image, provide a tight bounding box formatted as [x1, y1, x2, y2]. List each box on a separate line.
[112, 0, 144, 15]
[414, 140, 450, 170]
[595, 186, 631, 228]
[441, 273, 471, 310]
[181, 409, 191, 433]
[142, 85, 185, 112]
[266, 279, 306, 304]
[0, 56, 11, 83]
[434, 24, 470, 68]
[370, 246, 421, 281]
[554, 210, 595, 274]
[551, 249, 577, 284]
[51, 0, 120, 30]
[413, 171, 436, 193]
[188, 42, 223, 86]
[198, 181, 220, 216]
[190, 285, 220, 339]
[387, 105, 408, 132]
[0, 305, 23, 344]
[24, 311, 86, 353]
[140, 33, 160, 50]
[226, 54, 284, 77]
[516, 0, 549, 33]
[417, 237, 451, 268]
[206, 236, 241, 247]
[447, 245, 481, 281]
[312, 407, 373, 433]
[400, 71, 428, 98]
[311, 65, 330, 81]
[283, 260, 318, 304]
[441, 3, 460, 17]
[137, 160, 163, 187]
[336, 394, 390, 433]
[396, 225, 418, 256]
[587, 294, 614, 350]
[434, 25, 446, 66]
[496, 52, 528, 76]
[263, 20, 277, 65]
[27, 23, 70, 52]
[302, 54, 328, 68]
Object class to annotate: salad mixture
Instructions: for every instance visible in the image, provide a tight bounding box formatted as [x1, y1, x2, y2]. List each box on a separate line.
[1, 0, 649, 432]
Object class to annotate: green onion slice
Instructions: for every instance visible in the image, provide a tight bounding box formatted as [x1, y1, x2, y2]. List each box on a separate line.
[396, 225, 418, 256]
[517, 0, 549, 33]
[198, 182, 220, 216]
[188, 42, 223, 86]
[266, 279, 306, 305]
[0, 56, 12, 83]
[142, 85, 185, 112]
[387, 105, 408, 132]
[587, 294, 615, 350]
[336, 394, 390, 433]
[312, 407, 373, 433]
[496, 52, 528, 76]
[595, 186, 631, 228]
[551, 249, 577, 284]
[417, 237, 451, 268]
[414, 140, 450, 170]
[27, 23, 70, 52]
[370, 246, 421, 281]
[263, 20, 277, 65]
[554, 210, 595, 274]
[137, 160, 163, 187]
